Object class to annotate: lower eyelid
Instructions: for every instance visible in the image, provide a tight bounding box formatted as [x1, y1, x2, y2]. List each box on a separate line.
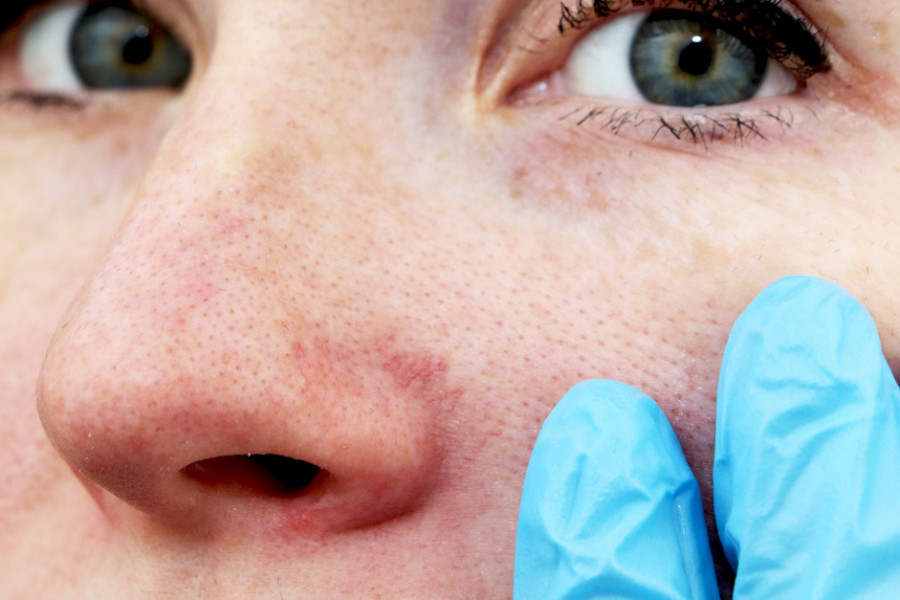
[510, 92, 818, 152]
[3, 90, 88, 110]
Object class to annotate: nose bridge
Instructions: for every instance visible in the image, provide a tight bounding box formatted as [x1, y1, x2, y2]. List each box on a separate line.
[97, 30, 384, 322]
[76, 98, 305, 366]
[47, 4, 413, 387]
[36, 16, 443, 533]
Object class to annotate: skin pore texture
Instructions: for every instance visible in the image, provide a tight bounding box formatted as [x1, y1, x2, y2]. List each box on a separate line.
[2, 0, 900, 597]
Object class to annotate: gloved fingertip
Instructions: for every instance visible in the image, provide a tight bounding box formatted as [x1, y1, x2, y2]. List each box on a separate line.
[714, 277, 900, 596]
[720, 275, 883, 397]
[520, 381, 686, 518]
[716, 277, 885, 475]
[529, 380, 672, 458]
[515, 380, 718, 600]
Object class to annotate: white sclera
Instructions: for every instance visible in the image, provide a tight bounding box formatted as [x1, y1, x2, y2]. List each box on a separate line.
[19, 1, 87, 92]
[564, 13, 646, 102]
[562, 11, 798, 105]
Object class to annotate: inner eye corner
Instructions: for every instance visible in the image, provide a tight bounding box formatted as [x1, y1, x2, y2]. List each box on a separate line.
[182, 454, 323, 498]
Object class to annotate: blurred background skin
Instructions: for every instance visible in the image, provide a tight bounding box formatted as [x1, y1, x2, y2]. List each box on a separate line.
[2, 0, 899, 597]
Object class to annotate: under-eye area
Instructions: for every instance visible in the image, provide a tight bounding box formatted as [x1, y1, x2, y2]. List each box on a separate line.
[182, 455, 323, 498]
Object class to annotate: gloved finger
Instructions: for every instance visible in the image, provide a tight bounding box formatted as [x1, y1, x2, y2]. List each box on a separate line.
[714, 276, 900, 599]
[515, 380, 719, 600]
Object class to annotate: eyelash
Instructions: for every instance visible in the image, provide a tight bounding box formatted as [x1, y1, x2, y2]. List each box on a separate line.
[516, 0, 833, 147]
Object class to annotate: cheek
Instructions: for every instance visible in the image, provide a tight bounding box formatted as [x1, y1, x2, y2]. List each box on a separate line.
[0, 105, 172, 521]
[459, 124, 900, 497]
[382, 177, 734, 498]
[0, 185, 119, 542]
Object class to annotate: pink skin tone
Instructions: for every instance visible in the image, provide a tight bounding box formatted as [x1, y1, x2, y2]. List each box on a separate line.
[2, 0, 899, 597]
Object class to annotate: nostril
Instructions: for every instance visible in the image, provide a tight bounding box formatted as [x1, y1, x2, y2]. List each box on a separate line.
[246, 454, 322, 495]
[182, 454, 322, 498]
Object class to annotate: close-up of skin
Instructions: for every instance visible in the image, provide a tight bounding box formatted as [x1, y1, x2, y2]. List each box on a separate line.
[1, 0, 899, 598]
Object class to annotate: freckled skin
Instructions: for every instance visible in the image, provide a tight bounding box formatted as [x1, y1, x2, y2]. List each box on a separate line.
[2, 1, 899, 598]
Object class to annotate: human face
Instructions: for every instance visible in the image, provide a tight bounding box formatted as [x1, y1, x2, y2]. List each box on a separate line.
[2, 0, 898, 597]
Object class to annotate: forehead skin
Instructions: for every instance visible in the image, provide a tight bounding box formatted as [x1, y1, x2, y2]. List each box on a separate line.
[2, 0, 899, 597]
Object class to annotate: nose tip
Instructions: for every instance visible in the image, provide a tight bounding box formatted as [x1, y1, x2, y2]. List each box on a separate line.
[38, 333, 440, 533]
[36, 272, 442, 534]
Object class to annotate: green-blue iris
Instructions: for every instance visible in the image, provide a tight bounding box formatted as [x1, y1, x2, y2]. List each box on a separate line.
[69, 2, 191, 90]
[630, 10, 769, 107]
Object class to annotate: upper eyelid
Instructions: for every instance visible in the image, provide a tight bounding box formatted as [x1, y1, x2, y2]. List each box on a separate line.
[477, 1, 577, 103]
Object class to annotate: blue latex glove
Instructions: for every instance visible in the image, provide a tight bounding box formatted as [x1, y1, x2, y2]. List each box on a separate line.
[514, 276, 900, 599]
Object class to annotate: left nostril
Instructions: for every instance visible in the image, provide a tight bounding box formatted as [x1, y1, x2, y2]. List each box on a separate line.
[182, 454, 322, 498]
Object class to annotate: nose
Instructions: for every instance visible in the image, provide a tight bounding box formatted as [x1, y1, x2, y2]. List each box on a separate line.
[36, 65, 440, 535]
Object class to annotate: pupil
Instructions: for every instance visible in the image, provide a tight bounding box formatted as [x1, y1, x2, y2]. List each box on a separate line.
[121, 25, 153, 64]
[678, 36, 715, 76]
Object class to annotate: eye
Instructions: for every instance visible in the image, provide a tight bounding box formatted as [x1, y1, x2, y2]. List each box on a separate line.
[18, 0, 192, 92]
[563, 9, 798, 108]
